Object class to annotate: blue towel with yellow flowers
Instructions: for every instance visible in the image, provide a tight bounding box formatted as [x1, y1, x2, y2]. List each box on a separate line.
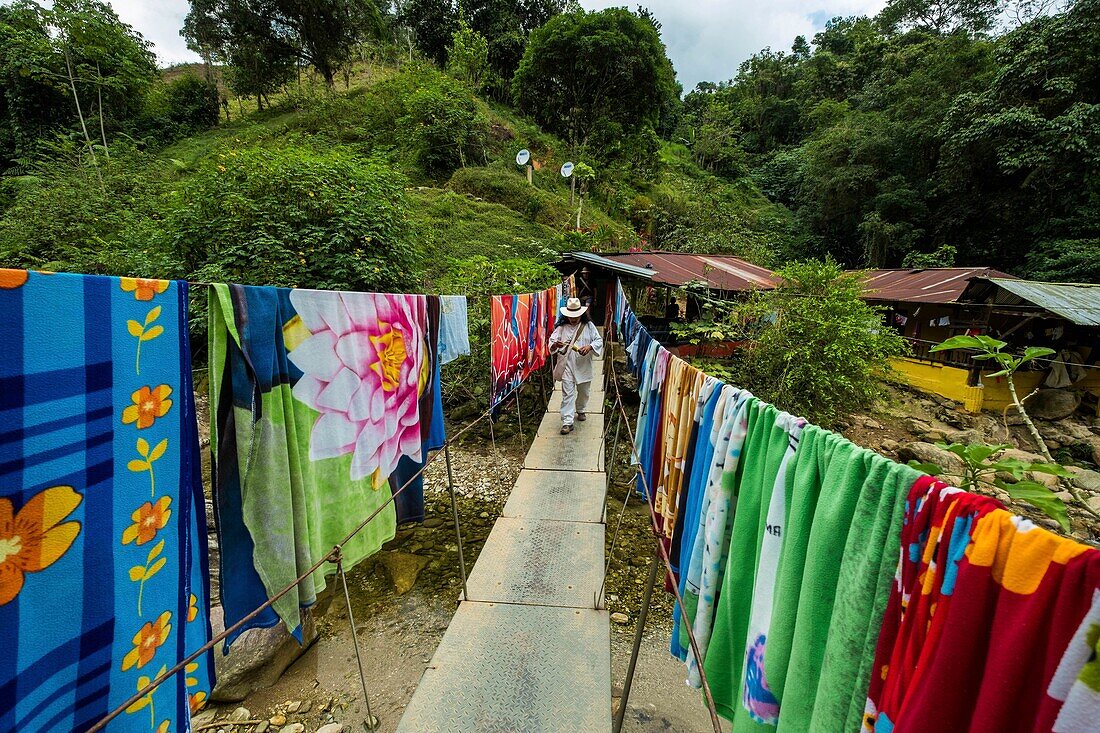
[0, 269, 213, 732]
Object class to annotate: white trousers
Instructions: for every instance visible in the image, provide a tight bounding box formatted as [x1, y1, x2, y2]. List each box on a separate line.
[560, 378, 591, 426]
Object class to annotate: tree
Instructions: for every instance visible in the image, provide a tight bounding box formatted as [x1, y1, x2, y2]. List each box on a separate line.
[447, 18, 489, 88]
[396, 0, 459, 66]
[512, 8, 677, 148]
[183, 0, 386, 89]
[879, 0, 1000, 34]
[0, 0, 155, 169]
[465, 0, 565, 96]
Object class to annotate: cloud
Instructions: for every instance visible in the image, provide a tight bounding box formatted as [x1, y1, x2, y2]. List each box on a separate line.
[579, 0, 888, 90]
[108, 0, 199, 67]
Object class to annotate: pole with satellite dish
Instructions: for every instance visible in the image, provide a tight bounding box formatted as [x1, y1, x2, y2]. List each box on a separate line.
[516, 148, 532, 185]
[562, 160, 575, 209]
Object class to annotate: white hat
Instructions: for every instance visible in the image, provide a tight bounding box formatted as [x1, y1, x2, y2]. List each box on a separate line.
[560, 297, 588, 318]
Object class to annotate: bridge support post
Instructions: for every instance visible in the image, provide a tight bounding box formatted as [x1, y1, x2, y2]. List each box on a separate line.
[612, 548, 660, 733]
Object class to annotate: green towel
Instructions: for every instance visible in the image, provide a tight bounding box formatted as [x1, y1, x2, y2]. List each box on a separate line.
[703, 402, 794, 721]
[809, 457, 920, 733]
[759, 425, 833, 711]
[771, 433, 875, 732]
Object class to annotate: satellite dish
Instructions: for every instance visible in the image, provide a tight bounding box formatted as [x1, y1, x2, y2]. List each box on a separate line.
[561, 161, 574, 178]
[516, 149, 531, 166]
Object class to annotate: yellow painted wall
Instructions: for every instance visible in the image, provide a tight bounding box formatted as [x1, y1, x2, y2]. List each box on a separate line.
[889, 358, 1047, 414]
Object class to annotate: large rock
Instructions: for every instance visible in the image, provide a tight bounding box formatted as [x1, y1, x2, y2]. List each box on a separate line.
[1068, 466, 1100, 494]
[209, 605, 318, 703]
[376, 551, 430, 595]
[896, 442, 964, 474]
[1027, 390, 1082, 421]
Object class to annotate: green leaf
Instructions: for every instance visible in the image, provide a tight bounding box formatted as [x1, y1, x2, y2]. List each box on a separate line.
[1022, 346, 1056, 361]
[931, 335, 984, 352]
[964, 444, 1008, 464]
[990, 458, 1031, 478]
[1000, 480, 1070, 532]
[908, 460, 944, 475]
[147, 539, 165, 563]
[1027, 462, 1071, 477]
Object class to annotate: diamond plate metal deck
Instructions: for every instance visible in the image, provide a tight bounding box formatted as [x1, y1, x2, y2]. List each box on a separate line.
[464, 516, 604, 607]
[524, 433, 604, 472]
[396, 601, 610, 733]
[503, 469, 606, 524]
[536, 410, 605, 438]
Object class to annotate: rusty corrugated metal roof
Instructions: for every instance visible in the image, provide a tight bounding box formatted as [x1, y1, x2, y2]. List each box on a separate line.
[861, 267, 1017, 304]
[598, 252, 779, 292]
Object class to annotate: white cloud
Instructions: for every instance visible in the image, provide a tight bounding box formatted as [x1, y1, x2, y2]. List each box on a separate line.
[579, 0, 887, 90]
[108, 0, 199, 67]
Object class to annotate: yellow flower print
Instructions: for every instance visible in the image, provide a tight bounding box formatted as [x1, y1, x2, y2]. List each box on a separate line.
[0, 486, 82, 605]
[188, 593, 198, 623]
[122, 386, 173, 430]
[120, 277, 170, 302]
[121, 497, 172, 546]
[122, 611, 172, 671]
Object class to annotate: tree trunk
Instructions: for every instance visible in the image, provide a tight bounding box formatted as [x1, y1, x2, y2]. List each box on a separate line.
[64, 47, 101, 183]
[95, 62, 109, 158]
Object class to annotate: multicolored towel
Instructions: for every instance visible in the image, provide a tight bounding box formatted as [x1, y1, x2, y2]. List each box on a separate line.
[1050, 590, 1100, 732]
[210, 285, 437, 647]
[489, 284, 560, 407]
[0, 269, 213, 732]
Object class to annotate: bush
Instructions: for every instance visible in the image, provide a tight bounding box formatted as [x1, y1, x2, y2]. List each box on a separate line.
[139, 73, 221, 140]
[738, 259, 906, 426]
[402, 76, 487, 176]
[172, 144, 417, 293]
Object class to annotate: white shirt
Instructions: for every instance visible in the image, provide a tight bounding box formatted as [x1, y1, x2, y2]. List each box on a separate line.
[549, 322, 604, 384]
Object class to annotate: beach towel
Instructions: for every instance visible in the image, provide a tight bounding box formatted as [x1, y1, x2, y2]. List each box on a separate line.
[701, 403, 796, 720]
[684, 391, 756, 688]
[210, 285, 433, 646]
[863, 480, 1002, 731]
[438, 295, 469, 365]
[489, 285, 559, 407]
[878, 508, 1100, 732]
[1051, 590, 1100, 732]
[0, 269, 213, 732]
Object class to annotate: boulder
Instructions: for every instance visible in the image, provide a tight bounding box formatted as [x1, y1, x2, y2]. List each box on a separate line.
[376, 552, 430, 595]
[1067, 466, 1100, 494]
[944, 429, 986, 446]
[316, 725, 347, 733]
[896, 442, 963, 474]
[209, 605, 318, 703]
[1027, 390, 1082, 421]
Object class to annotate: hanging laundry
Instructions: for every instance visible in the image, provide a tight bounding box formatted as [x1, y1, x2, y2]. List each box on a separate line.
[873, 507, 1100, 732]
[683, 390, 756, 688]
[671, 377, 725, 661]
[438, 295, 470, 365]
[1050, 591, 1100, 732]
[489, 284, 560, 408]
[702, 405, 801, 720]
[0, 270, 213, 732]
[209, 285, 435, 646]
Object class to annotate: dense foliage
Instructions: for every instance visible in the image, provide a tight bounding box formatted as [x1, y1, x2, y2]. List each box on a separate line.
[677, 0, 1100, 280]
[737, 260, 907, 426]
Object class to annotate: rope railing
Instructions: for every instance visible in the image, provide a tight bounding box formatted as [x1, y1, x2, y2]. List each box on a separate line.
[88, 404, 496, 733]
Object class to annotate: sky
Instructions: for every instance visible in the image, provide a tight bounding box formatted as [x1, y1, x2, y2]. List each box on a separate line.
[106, 0, 889, 89]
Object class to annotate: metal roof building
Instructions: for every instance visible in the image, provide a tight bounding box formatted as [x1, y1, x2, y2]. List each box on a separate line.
[861, 267, 1016, 304]
[961, 278, 1100, 327]
[558, 251, 779, 293]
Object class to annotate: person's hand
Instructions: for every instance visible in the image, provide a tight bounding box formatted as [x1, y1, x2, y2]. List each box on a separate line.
[578, 345, 592, 355]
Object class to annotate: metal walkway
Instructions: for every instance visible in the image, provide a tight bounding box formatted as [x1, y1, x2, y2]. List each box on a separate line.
[396, 361, 611, 732]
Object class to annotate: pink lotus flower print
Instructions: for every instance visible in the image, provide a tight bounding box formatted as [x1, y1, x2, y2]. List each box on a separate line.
[287, 290, 428, 487]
